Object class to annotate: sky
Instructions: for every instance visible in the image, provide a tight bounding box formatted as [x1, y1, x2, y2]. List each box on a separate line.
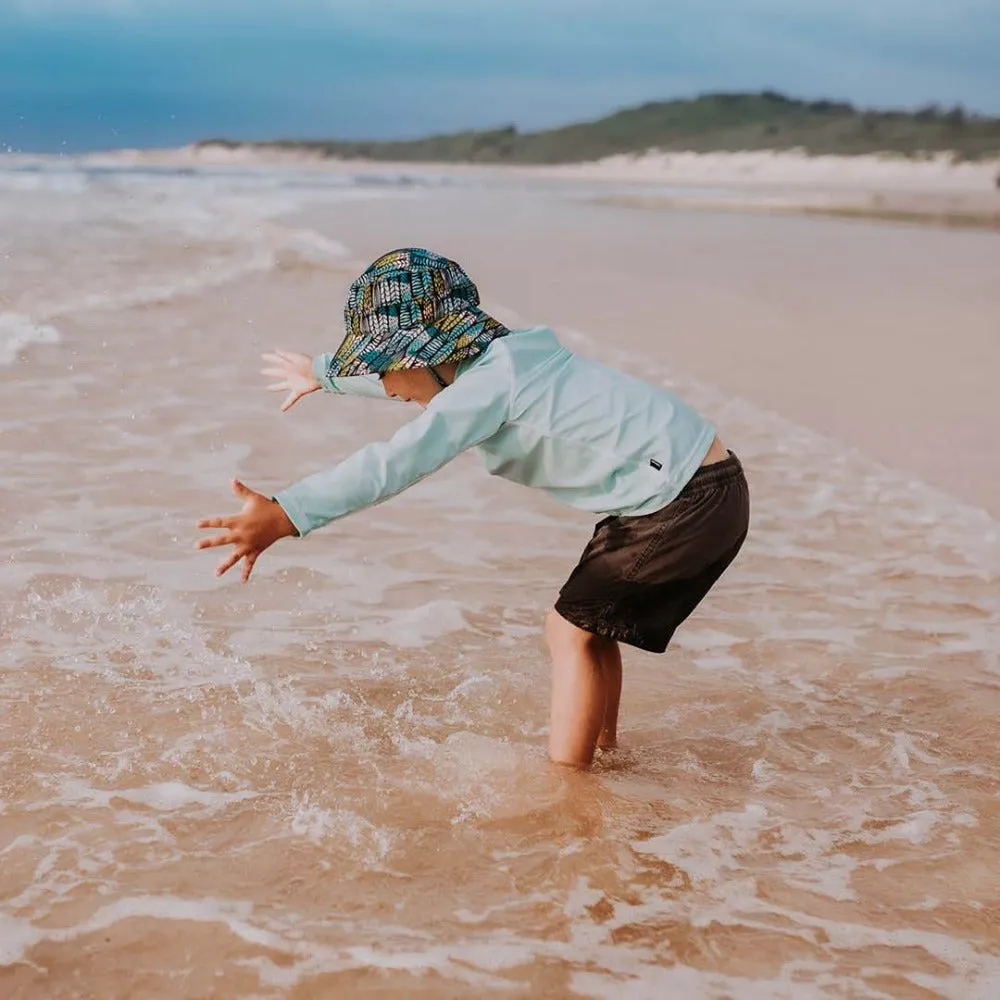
[1, 0, 998, 152]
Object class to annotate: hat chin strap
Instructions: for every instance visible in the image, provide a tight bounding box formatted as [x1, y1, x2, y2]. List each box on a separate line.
[428, 366, 449, 390]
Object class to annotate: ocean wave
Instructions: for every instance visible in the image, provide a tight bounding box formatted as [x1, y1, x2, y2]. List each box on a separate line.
[0, 312, 62, 367]
[0, 163, 408, 363]
[0, 165, 89, 195]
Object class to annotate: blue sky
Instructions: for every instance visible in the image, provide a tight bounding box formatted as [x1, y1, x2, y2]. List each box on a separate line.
[1, 0, 998, 152]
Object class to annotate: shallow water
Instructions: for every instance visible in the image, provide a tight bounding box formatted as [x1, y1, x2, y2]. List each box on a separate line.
[1, 159, 998, 999]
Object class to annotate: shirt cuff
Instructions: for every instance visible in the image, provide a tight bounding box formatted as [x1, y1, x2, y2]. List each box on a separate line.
[312, 353, 336, 392]
[273, 490, 312, 538]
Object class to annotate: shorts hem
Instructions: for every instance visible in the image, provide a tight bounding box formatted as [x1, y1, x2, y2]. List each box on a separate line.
[552, 601, 670, 654]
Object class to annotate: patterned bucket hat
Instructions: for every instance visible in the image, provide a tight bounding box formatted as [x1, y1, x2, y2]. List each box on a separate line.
[326, 248, 510, 378]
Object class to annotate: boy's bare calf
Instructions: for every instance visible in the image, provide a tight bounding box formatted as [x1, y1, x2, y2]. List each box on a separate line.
[545, 611, 623, 768]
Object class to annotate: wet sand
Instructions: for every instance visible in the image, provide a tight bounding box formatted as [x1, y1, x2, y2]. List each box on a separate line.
[1, 164, 998, 998]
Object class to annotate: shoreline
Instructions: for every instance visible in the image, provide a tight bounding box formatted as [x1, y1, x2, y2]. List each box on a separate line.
[71, 141, 1000, 188]
[35, 143, 1000, 233]
[592, 193, 1000, 232]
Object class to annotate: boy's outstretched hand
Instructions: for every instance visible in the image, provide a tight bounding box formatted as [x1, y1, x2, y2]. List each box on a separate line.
[196, 479, 298, 582]
[261, 350, 320, 412]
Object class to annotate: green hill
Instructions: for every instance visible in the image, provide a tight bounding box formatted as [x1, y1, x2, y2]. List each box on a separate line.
[198, 91, 1000, 164]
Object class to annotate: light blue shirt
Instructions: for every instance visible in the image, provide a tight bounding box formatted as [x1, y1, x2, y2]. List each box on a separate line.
[275, 326, 716, 537]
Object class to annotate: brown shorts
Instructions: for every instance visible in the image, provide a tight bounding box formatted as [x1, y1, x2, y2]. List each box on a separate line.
[555, 453, 750, 653]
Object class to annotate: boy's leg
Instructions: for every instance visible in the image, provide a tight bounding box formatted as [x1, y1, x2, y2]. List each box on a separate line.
[597, 641, 622, 751]
[545, 610, 619, 768]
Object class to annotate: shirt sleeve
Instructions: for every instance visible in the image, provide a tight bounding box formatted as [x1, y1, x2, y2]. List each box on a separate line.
[311, 354, 389, 400]
[276, 349, 512, 537]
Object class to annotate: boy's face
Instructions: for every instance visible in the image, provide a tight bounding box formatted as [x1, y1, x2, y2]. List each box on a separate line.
[380, 369, 439, 407]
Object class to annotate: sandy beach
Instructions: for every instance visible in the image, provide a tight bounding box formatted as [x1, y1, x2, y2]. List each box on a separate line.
[1, 157, 998, 998]
[93, 142, 1000, 231]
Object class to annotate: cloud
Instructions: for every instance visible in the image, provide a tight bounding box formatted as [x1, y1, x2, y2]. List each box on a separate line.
[4, 0, 996, 58]
[10, 0, 991, 26]
[2, 0, 997, 153]
[7, 0, 138, 13]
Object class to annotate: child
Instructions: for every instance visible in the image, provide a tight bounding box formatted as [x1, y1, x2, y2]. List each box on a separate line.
[197, 248, 749, 768]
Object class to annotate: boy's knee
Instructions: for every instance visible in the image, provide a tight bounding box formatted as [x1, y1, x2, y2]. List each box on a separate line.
[545, 610, 608, 654]
[544, 609, 574, 649]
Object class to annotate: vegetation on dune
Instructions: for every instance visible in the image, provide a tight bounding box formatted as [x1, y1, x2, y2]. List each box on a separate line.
[198, 91, 1000, 163]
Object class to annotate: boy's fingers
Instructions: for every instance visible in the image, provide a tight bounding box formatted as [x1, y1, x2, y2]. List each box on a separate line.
[196, 516, 235, 530]
[197, 515, 237, 528]
[280, 391, 299, 412]
[216, 551, 243, 577]
[261, 367, 286, 378]
[241, 553, 258, 583]
[196, 534, 234, 550]
[266, 382, 286, 392]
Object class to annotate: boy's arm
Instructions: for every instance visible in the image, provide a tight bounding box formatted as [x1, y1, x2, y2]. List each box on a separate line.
[312, 354, 393, 401]
[275, 352, 512, 537]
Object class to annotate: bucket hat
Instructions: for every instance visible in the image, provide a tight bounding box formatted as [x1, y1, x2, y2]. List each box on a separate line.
[325, 247, 510, 378]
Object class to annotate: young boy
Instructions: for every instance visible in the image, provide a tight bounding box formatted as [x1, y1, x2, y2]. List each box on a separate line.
[197, 248, 749, 769]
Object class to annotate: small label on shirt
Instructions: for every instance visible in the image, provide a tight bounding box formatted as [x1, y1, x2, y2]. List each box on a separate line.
[649, 459, 662, 471]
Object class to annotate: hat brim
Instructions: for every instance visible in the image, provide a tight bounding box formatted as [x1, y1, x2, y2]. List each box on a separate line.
[326, 307, 509, 379]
